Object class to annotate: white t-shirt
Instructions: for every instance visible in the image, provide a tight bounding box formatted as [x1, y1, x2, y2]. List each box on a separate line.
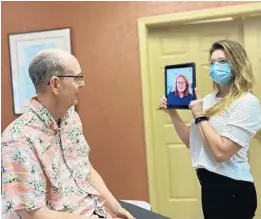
[189, 92, 261, 182]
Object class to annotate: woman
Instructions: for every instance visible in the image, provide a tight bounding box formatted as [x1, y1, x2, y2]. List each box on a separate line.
[167, 74, 193, 106]
[159, 40, 261, 219]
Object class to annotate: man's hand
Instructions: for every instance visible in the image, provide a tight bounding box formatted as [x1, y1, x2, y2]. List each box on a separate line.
[90, 216, 123, 219]
[115, 207, 135, 219]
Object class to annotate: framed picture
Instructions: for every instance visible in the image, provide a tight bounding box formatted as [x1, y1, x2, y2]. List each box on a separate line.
[8, 28, 72, 115]
[165, 62, 196, 109]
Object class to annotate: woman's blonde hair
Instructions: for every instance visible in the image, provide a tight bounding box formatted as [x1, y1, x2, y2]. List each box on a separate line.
[205, 40, 254, 117]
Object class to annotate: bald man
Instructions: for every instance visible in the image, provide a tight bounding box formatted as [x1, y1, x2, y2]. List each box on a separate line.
[1, 49, 133, 219]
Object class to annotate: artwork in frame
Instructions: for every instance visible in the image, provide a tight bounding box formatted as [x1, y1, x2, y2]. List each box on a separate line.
[8, 27, 73, 115]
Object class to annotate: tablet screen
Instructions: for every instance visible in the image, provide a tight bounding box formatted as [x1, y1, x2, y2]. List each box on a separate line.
[165, 62, 196, 109]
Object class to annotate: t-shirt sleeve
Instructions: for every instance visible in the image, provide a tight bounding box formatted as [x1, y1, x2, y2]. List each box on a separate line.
[1, 140, 47, 217]
[221, 95, 261, 148]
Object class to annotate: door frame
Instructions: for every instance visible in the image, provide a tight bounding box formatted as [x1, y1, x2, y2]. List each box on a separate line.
[138, 2, 261, 211]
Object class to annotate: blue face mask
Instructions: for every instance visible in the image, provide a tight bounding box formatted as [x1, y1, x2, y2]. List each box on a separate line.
[209, 62, 234, 86]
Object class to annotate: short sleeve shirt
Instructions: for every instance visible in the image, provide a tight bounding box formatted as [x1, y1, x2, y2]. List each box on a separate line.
[189, 92, 261, 181]
[1, 98, 113, 219]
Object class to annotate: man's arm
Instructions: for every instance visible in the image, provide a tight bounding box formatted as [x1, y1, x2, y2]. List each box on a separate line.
[90, 166, 121, 212]
[76, 111, 120, 210]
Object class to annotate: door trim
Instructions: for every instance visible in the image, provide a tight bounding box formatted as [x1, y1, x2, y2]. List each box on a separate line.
[138, 3, 261, 211]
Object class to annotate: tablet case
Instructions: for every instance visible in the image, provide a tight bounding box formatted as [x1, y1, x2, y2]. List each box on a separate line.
[165, 62, 196, 109]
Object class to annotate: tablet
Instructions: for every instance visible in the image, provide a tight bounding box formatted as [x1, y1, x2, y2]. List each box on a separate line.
[165, 62, 196, 109]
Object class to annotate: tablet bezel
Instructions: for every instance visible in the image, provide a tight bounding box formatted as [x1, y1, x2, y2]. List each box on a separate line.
[164, 62, 196, 109]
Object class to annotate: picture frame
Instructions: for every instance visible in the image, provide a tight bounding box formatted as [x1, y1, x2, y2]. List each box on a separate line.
[164, 62, 196, 109]
[8, 27, 72, 115]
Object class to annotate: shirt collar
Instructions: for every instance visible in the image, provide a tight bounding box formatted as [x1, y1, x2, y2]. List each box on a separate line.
[29, 97, 70, 131]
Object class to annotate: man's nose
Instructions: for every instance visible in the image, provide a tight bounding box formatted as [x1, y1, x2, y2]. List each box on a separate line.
[79, 80, 85, 88]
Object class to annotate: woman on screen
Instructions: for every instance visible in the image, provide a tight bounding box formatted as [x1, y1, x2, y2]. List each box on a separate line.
[167, 74, 193, 106]
[159, 39, 261, 219]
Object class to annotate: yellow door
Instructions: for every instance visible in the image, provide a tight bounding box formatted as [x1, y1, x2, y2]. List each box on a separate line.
[243, 16, 261, 219]
[147, 17, 261, 219]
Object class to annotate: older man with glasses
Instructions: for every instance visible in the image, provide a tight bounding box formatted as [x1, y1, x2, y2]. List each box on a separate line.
[1, 49, 134, 219]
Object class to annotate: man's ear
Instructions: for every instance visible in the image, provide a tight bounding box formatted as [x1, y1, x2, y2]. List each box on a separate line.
[49, 76, 60, 95]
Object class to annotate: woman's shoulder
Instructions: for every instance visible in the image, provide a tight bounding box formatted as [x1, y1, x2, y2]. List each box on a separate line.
[188, 92, 193, 97]
[203, 92, 260, 106]
[228, 93, 261, 133]
[167, 91, 176, 98]
[232, 92, 260, 107]
[227, 92, 261, 119]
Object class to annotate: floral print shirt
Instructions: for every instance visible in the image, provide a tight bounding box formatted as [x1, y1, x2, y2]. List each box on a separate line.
[1, 98, 112, 219]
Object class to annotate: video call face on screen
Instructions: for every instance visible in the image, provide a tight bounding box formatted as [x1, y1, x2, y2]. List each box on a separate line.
[165, 63, 196, 109]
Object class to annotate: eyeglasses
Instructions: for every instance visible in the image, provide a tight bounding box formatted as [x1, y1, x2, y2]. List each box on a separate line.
[177, 81, 186, 85]
[209, 59, 230, 65]
[48, 75, 84, 85]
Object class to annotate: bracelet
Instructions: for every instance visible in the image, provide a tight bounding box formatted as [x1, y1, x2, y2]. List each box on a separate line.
[195, 116, 209, 125]
[194, 114, 205, 119]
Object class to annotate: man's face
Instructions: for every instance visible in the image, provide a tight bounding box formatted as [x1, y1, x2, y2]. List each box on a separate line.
[54, 57, 85, 109]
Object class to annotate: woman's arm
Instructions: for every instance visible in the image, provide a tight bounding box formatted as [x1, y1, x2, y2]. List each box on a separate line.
[191, 94, 261, 162]
[197, 120, 240, 162]
[168, 110, 190, 148]
[159, 96, 190, 148]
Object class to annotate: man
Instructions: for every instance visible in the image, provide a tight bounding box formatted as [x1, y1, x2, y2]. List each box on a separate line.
[1, 49, 134, 219]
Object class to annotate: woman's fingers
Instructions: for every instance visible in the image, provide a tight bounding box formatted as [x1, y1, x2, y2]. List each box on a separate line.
[159, 99, 167, 109]
[194, 88, 201, 100]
